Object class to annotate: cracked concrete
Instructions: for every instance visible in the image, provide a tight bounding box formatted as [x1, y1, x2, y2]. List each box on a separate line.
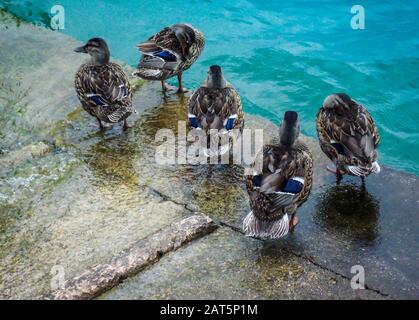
[100, 227, 387, 300]
[119, 186, 392, 299]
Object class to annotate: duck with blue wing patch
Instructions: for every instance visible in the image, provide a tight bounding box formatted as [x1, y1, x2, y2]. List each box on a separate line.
[74, 38, 134, 131]
[243, 111, 313, 239]
[316, 93, 380, 184]
[188, 65, 244, 158]
[133, 23, 205, 93]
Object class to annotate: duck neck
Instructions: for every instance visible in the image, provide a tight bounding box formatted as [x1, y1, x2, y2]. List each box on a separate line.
[207, 76, 226, 89]
[279, 127, 298, 148]
[92, 51, 110, 66]
[279, 139, 295, 148]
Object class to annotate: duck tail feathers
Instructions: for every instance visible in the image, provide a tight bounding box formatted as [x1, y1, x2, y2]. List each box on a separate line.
[372, 161, 381, 174]
[243, 211, 290, 240]
[346, 161, 381, 176]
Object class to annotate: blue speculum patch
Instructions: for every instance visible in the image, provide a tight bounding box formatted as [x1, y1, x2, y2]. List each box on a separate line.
[89, 95, 107, 106]
[225, 117, 235, 130]
[154, 50, 177, 62]
[282, 179, 303, 194]
[188, 116, 200, 128]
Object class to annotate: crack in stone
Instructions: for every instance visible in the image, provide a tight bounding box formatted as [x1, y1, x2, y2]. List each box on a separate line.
[147, 187, 196, 212]
[143, 187, 391, 298]
[219, 221, 391, 298]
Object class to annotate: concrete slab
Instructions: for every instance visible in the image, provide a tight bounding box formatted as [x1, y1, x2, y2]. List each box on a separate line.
[100, 227, 385, 300]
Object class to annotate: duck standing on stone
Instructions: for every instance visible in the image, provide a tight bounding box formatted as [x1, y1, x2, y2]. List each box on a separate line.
[316, 93, 380, 184]
[74, 38, 134, 130]
[243, 111, 313, 239]
[188, 65, 244, 158]
[133, 23, 205, 93]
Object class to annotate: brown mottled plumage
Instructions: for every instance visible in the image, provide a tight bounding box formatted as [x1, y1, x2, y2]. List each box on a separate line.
[188, 87, 243, 131]
[134, 23, 205, 93]
[188, 65, 244, 157]
[316, 93, 380, 179]
[74, 38, 134, 130]
[243, 111, 313, 239]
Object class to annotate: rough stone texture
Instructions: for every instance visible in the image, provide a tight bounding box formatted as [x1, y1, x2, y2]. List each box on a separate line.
[101, 227, 386, 300]
[39, 214, 217, 300]
[0, 141, 50, 167]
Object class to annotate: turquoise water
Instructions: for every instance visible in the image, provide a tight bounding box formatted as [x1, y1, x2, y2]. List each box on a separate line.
[2, 0, 419, 174]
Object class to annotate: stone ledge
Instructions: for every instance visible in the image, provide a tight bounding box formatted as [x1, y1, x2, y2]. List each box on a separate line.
[38, 214, 218, 300]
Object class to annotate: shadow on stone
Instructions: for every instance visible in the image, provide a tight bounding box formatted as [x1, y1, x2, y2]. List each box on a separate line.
[314, 184, 380, 246]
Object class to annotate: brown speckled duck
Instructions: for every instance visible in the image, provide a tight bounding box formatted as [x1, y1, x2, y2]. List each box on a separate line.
[188, 65, 244, 157]
[74, 38, 134, 130]
[316, 93, 380, 183]
[243, 111, 313, 239]
[133, 23, 205, 93]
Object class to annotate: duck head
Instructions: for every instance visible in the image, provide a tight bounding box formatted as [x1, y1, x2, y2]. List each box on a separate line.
[173, 24, 196, 60]
[206, 65, 226, 89]
[323, 93, 357, 110]
[279, 111, 300, 147]
[74, 38, 110, 65]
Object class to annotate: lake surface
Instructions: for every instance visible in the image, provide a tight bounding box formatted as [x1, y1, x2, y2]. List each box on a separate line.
[2, 0, 419, 174]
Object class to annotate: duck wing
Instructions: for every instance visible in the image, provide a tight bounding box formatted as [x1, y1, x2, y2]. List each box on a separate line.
[243, 143, 312, 239]
[317, 94, 380, 175]
[137, 24, 196, 62]
[135, 24, 204, 80]
[246, 144, 310, 221]
[75, 63, 133, 123]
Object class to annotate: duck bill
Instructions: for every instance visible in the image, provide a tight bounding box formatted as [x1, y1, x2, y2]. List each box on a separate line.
[74, 45, 87, 53]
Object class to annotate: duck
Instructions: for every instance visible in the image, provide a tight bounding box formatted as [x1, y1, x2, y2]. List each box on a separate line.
[316, 93, 380, 183]
[74, 38, 134, 130]
[188, 65, 244, 158]
[133, 23, 205, 93]
[243, 111, 313, 239]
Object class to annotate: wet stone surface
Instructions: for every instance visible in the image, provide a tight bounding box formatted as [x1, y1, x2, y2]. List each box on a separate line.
[41, 214, 217, 300]
[100, 227, 385, 300]
[0, 12, 418, 299]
